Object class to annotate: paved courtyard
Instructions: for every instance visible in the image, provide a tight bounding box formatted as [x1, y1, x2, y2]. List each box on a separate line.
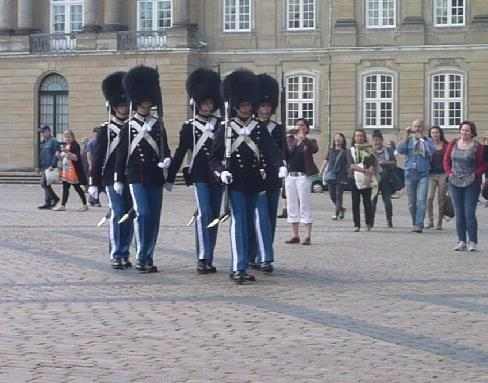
[1, 183, 488, 382]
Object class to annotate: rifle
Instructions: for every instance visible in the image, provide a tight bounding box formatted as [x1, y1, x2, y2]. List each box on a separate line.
[186, 98, 198, 226]
[208, 101, 232, 228]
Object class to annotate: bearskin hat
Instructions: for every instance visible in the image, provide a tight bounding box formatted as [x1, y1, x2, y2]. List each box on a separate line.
[186, 68, 222, 113]
[123, 65, 162, 111]
[102, 71, 128, 108]
[256, 74, 279, 114]
[223, 69, 258, 110]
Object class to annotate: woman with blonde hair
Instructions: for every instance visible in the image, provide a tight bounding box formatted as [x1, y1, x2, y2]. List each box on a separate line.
[53, 129, 88, 211]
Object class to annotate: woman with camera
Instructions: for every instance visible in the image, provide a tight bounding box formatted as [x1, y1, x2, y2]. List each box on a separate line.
[52, 130, 88, 211]
[349, 129, 377, 232]
[284, 119, 319, 245]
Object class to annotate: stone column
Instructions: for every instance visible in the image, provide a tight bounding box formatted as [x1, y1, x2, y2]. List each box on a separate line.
[472, 0, 488, 25]
[17, 0, 34, 34]
[0, 0, 15, 34]
[83, 0, 100, 32]
[104, 0, 126, 31]
[333, 0, 357, 46]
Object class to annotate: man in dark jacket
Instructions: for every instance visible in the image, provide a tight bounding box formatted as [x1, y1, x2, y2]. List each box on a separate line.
[38, 125, 59, 209]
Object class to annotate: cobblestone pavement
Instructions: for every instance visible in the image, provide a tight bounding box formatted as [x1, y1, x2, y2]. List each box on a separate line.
[1, 184, 488, 383]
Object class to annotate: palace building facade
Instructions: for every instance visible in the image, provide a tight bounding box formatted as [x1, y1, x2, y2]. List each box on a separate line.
[0, 0, 488, 170]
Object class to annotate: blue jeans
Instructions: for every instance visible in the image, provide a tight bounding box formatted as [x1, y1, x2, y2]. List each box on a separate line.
[229, 190, 259, 273]
[194, 182, 224, 264]
[449, 180, 481, 244]
[129, 184, 163, 266]
[406, 174, 429, 228]
[249, 190, 277, 264]
[106, 185, 134, 261]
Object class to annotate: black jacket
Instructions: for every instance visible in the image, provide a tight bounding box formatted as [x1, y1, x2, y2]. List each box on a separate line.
[210, 117, 282, 193]
[114, 113, 171, 186]
[167, 115, 221, 184]
[258, 119, 285, 191]
[90, 117, 126, 187]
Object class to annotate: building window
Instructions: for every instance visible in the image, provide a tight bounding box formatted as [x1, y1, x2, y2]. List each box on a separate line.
[366, 0, 396, 28]
[363, 73, 394, 129]
[224, 0, 251, 32]
[434, 0, 465, 26]
[137, 0, 173, 31]
[39, 74, 69, 145]
[431, 73, 464, 129]
[286, 75, 315, 129]
[287, 0, 315, 30]
[51, 0, 84, 33]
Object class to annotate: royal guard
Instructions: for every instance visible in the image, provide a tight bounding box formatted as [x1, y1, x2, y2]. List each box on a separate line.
[210, 69, 282, 284]
[167, 68, 224, 274]
[89, 71, 134, 270]
[114, 66, 172, 273]
[249, 74, 287, 273]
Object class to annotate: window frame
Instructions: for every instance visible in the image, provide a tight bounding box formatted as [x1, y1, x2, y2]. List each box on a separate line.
[430, 71, 465, 130]
[136, 0, 174, 32]
[285, 72, 318, 130]
[223, 0, 252, 33]
[433, 0, 465, 27]
[286, 0, 316, 31]
[50, 0, 84, 34]
[365, 0, 396, 29]
[361, 71, 395, 130]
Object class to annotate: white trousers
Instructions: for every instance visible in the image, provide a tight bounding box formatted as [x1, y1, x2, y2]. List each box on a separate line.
[285, 175, 312, 224]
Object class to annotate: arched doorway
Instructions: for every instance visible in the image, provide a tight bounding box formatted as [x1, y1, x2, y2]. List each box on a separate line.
[39, 74, 69, 142]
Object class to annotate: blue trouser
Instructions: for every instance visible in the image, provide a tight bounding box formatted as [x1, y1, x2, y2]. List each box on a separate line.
[449, 180, 481, 244]
[129, 183, 163, 266]
[194, 182, 224, 265]
[406, 173, 429, 228]
[229, 190, 259, 273]
[249, 189, 280, 264]
[106, 185, 134, 261]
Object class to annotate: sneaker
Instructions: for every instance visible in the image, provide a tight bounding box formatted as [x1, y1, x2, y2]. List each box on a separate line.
[426, 222, 434, 229]
[135, 263, 147, 273]
[260, 262, 274, 274]
[411, 226, 423, 233]
[467, 242, 477, 252]
[197, 260, 209, 274]
[331, 215, 338, 221]
[339, 208, 346, 220]
[78, 205, 88, 212]
[435, 225, 442, 231]
[38, 204, 51, 210]
[367, 225, 372, 232]
[206, 264, 217, 273]
[111, 259, 123, 270]
[50, 198, 60, 208]
[353, 226, 360, 232]
[52, 205, 66, 211]
[146, 265, 158, 273]
[231, 272, 256, 284]
[453, 241, 467, 251]
[122, 259, 132, 269]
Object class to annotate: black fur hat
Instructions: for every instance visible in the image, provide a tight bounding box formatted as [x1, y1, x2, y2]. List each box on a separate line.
[256, 73, 279, 114]
[102, 71, 128, 107]
[186, 68, 222, 113]
[223, 69, 258, 110]
[123, 65, 162, 112]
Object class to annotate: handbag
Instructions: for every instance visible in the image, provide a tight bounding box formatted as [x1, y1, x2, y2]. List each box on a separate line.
[44, 167, 60, 186]
[389, 167, 405, 192]
[442, 193, 455, 218]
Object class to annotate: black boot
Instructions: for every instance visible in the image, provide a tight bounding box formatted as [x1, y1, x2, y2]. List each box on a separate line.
[277, 208, 287, 219]
[197, 259, 209, 274]
[111, 259, 123, 270]
[387, 217, 393, 228]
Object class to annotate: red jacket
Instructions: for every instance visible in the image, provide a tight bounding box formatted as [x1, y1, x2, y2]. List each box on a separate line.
[443, 140, 488, 177]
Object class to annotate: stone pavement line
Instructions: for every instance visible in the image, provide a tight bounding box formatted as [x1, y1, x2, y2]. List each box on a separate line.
[401, 293, 488, 315]
[1, 292, 488, 369]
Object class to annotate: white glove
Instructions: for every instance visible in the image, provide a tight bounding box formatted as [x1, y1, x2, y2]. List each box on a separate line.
[164, 183, 173, 192]
[158, 157, 171, 169]
[88, 186, 99, 199]
[114, 182, 124, 195]
[278, 166, 288, 179]
[220, 171, 233, 185]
